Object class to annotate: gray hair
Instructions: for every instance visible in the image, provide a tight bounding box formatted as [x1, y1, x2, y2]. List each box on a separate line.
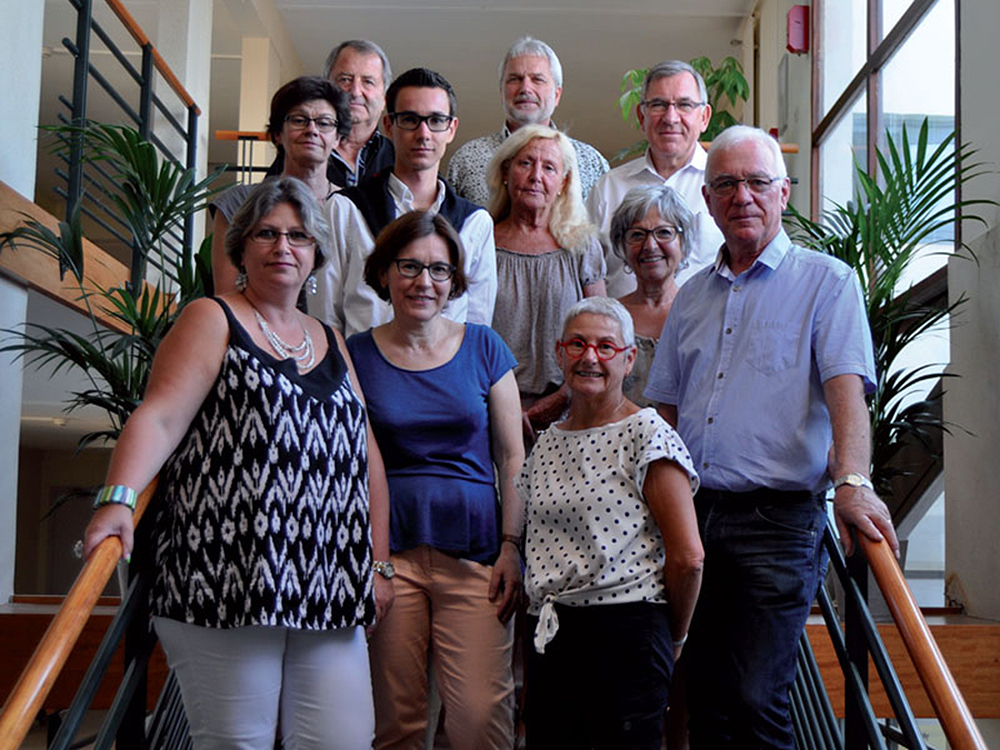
[485, 124, 595, 251]
[499, 36, 564, 88]
[322, 40, 392, 92]
[225, 177, 332, 272]
[561, 297, 636, 348]
[609, 185, 696, 266]
[706, 125, 788, 180]
[643, 60, 708, 103]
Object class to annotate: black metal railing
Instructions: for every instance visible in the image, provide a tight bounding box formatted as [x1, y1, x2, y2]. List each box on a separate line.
[54, 0, 201, 291]
[45, 515, 193, 750]
[791, 519, 936, 749]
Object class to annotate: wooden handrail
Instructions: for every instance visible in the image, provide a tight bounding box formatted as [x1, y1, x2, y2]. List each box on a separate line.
[103, 0, 201, 115]
[861, 535, 988, 749]
[215, 130, 269, 142]
[0, 480, 158, 750]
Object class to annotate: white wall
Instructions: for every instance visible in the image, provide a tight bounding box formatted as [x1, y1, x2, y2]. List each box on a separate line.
[0, 0, 45, 602]
[944, 0, 1000, 622]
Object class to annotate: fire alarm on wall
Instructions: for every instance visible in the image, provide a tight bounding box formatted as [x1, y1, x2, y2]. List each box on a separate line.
[788, 5, 809, 54]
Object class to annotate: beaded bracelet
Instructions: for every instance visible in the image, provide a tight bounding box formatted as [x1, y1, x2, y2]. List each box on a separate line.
[501, 534, 522, 548]
[672, 632, 688, 649]
[93, 485, 137, 511]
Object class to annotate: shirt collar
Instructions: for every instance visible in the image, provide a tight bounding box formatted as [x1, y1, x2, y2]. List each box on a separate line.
[713, 228, 791, 280]
[633, 143, 708, 179]
[387, 171, 447, 213]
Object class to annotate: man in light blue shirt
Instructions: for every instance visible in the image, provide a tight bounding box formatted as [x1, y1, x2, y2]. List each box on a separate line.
[645, 125, 898, 749]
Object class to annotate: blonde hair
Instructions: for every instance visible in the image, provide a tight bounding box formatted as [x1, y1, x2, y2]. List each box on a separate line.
[485, 124, 596, 252]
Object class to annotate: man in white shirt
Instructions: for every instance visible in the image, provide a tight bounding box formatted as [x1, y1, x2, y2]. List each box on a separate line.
[588, 60, 724, 296]
[446, 36, 608, 207]
[311, 68, 497, 337]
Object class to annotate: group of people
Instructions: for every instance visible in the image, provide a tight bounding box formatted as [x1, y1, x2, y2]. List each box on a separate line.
[83, 33, 899, 750]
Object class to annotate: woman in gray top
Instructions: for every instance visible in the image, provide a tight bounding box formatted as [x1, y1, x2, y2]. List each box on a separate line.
[486, 124, 606, 440]
[210, 76, 351, 293]
[610, 184, 695, 408]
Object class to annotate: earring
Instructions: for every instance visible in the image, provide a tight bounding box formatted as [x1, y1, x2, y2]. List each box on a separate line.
[306, 274, 318, 295]
[623, 263, 634, 275]
[235, 268, 248, 291]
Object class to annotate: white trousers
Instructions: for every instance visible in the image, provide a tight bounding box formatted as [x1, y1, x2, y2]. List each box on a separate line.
[154, 617, 374, 750]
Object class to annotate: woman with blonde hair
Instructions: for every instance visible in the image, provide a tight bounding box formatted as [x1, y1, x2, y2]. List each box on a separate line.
[486, 124, 606, 438]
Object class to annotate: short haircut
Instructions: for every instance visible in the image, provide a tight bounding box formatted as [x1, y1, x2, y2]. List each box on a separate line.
[609, 184, 696, 264]
[386, 68, 457, 116]
[322, 39, 392, 92]
[485, 123, 595, 252]
[225, 177, 331, 272]
[706, 125, 788, 180]
[266, 76, 352, 153]
[642, 60, 708, 103]
[363, 211, 468, 302]
[498, 36, 564, 88]
[561, 297, 636, 349]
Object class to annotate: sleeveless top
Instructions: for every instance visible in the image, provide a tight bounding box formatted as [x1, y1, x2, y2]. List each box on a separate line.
[150, 298, 376, 630]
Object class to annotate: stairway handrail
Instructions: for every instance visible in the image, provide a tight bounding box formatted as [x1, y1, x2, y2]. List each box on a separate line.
[0, 479, 158, 750]
[860, 535, 987, 749]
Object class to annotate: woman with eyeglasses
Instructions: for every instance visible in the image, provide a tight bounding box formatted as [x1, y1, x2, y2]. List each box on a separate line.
[346, 211, 524, 749]
[485, 124, 606, 441]
[82, 178, 392, 749]
[610, 184, 696, 408]
[210, 76, 352, 293]
[517, 296, 703, 749]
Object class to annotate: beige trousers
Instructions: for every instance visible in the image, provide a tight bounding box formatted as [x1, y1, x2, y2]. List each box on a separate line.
[369, 546, 515, 750]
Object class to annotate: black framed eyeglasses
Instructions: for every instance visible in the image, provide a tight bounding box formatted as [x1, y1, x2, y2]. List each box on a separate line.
[640, 98, 706, 115]
[388, 111, 455, 132]
[707, 176, 784, 197]
[557, 338, 631, 361]
[284, 114, 339, 133]
[624, 225, 683, 245]
[392, 258, 456, 281]
[250, 229, 315, 247]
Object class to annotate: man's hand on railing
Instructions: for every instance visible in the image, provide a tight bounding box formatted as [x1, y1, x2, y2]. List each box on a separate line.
[833, 484, 899, 558]
[83, 504, 135, 560]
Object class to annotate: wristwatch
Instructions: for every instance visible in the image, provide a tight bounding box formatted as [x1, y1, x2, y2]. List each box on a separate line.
[373, 560, 395, 579]
[833, 473, 874, 491]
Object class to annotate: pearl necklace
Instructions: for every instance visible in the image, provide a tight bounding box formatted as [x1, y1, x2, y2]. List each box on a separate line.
[247, 303, 315, 370]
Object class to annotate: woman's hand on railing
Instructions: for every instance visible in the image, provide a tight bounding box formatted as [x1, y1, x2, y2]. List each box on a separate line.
[83, 504, 135, 560]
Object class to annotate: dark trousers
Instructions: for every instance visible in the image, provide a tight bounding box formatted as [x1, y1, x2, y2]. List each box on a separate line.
[686, 488, 828, 750]
[525, 601, 673, 750]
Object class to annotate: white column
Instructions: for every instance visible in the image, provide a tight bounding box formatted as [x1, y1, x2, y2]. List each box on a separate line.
[155, 0, 215, 242]
[945, 0, 1000, 623]
[0, 0, 45, 602]
[238, 37, 280, 182]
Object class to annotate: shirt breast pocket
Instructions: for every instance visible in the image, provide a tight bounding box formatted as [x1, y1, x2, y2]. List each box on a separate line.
[745, 321, 799, 376]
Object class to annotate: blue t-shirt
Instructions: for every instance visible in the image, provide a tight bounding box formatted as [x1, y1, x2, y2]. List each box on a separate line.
[347, 324, 517, 563]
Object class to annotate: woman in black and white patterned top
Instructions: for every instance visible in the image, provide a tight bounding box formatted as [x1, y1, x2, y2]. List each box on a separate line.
[516, 296, 703, 749]
[83, 178, 392, 750]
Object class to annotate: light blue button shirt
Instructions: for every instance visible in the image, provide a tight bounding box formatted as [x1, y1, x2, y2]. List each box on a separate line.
[644, 229, 875, 494]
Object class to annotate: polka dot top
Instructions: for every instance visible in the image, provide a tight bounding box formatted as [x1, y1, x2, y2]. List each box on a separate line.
[516, 408, 699, 651]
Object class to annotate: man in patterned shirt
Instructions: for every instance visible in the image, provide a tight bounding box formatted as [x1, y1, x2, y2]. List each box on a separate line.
[445, 36, 609, 207]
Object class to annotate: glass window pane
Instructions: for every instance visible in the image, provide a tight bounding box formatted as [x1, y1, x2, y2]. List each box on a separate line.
[818, 92, 867, 213]
[822, 0, 867, 117]
[880, 0, 955, 254]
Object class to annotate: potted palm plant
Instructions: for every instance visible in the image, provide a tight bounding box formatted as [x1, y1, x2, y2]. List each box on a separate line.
[1, 122, 224, 449]
[785, 119, 994, 512]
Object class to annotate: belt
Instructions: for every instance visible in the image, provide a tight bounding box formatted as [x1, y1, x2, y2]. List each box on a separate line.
[696, 487, 823, 504]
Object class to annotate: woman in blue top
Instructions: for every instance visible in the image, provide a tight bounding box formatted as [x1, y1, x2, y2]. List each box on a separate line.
[347, 211, 524, 750]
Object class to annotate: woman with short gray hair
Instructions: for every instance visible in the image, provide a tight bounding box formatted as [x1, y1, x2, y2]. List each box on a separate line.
[517, 296, 702, 747]
[610, 184, 695, 407]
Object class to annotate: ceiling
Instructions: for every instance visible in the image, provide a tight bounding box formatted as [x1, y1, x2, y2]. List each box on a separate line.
[25, 0, 755, 450]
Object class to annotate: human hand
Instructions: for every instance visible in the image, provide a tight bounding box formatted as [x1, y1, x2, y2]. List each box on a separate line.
[488, 544, 522, 623]
[833, 485, 899, 557]
[372, 574, 395, 629]
[83, 504, 135, 560]
[526, 389, 569, 433]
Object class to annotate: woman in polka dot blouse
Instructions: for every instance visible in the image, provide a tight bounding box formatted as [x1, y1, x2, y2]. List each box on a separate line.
[516, 296, 704, 749]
